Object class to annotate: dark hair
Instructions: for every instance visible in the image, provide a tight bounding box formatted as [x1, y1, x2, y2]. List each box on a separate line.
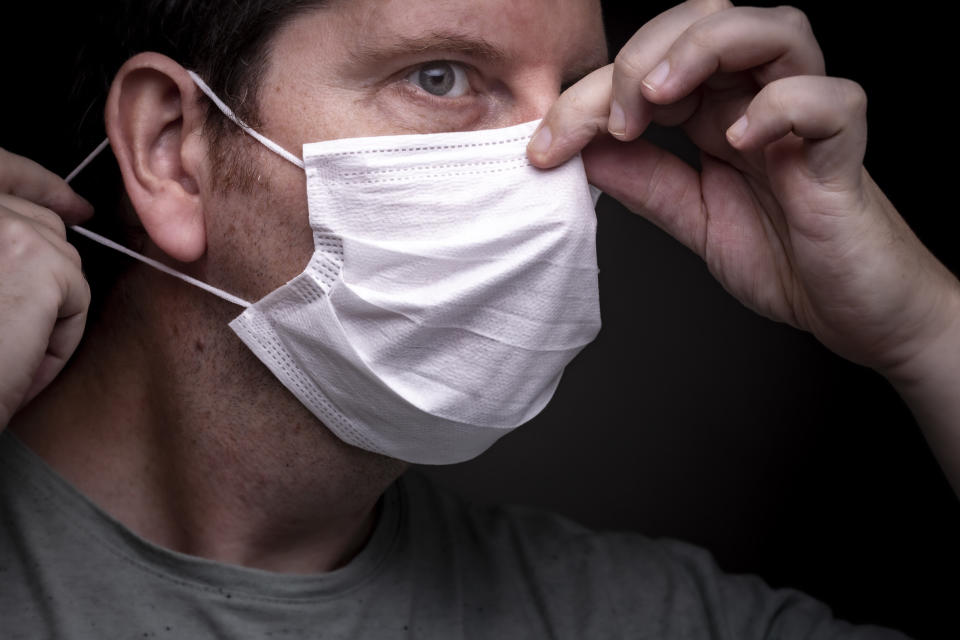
[68, 0, 330, 314]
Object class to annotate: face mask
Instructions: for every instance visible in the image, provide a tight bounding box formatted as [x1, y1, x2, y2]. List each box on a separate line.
[67, 72, 602, 464]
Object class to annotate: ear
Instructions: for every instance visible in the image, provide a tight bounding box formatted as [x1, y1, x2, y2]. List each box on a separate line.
[105, 52, 206, 262]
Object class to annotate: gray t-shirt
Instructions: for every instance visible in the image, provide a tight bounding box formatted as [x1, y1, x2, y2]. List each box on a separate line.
[0, 431, 908, 639]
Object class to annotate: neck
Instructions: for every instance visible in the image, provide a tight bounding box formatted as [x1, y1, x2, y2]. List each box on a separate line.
[8, 270, 407, 574]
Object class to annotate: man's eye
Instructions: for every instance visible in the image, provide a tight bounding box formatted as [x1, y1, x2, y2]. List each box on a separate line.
[405, 61, 470, 98]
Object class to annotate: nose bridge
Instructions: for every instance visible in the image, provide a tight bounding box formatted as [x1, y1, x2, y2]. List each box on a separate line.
[511, 67, 562, 123]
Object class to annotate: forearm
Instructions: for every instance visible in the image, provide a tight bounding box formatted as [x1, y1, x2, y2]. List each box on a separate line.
[883, 279, 960, 497]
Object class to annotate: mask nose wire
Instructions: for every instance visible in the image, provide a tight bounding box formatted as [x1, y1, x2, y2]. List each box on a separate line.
[62, 138, 253, 309]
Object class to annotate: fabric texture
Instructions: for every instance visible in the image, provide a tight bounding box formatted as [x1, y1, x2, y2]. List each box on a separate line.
[0, 431, 909, 639]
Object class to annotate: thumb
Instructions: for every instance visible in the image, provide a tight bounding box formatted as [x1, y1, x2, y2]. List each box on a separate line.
[0, 148, 94, 222]
[527, 65, 613, 169]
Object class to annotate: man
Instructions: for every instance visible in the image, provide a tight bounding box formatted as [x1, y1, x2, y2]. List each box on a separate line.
[0, 0, 954, 637]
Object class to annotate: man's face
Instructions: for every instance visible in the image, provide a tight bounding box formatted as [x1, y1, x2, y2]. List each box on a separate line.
[261, 0, 606, 143]
[204, 0, 606, 305]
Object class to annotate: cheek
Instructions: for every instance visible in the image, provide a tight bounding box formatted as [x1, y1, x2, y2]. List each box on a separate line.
[260, 172, 315, 286]
[206, 164, 314, 302]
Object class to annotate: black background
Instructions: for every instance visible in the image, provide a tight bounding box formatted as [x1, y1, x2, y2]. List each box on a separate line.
[2, 2, 957, 638]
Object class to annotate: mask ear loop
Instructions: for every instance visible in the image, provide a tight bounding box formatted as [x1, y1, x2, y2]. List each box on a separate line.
[187, 71, 304, 169]
[60, 69, 309, 309]
[63, 138, 253, 309]
[64, 138, 110, 184]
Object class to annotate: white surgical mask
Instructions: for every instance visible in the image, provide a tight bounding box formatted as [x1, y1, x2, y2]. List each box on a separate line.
[67, 72, 602, 464]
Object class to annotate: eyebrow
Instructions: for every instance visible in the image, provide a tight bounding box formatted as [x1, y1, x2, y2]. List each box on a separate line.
[349, 31, 511, 67]
[347, 29, 609, 86]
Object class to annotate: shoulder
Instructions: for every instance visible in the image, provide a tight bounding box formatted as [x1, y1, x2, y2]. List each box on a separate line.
[399, 468, 607, 555]
[400, 468, 717, 574]
[396, 470, 911, 639]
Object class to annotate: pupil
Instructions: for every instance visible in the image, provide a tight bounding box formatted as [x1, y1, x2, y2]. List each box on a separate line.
[419, 63, 454, 96]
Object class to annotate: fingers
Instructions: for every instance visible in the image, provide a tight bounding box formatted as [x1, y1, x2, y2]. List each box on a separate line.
[530, 2, 828, 169]
[529, 0, 731, 168]
[0, 194, 82, 268]
[0, 147, 94, 222]
[0, 211, 89, 319]
[20, 251, 90, 406]
[527, 65, 613, 168]
[0, 208, 91, 420]
[610, 0, 732, 141]
[725, 75, 868, 184]
[0, 193, 67, 236]
[638, 6, 825, 109]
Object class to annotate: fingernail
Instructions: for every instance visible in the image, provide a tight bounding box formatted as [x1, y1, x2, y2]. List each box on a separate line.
[608, 100, 626, 137]
[726, 115, 749, 144]
[642, 60, 670, 92]
[528, 125, 552, 157]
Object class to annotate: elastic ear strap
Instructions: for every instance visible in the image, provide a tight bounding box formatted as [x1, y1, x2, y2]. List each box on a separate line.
[63, 133, 252, 309]
[187, 70, 304, 169]
[65, 138, 110, 184]
[68, 225, 252, 308]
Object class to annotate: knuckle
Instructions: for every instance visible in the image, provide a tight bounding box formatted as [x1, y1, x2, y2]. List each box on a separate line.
[41, 209, 67, 237]
[63, 242, 84, 269]
[690, 0, 732, 16]
[550, 95, 605, 137]
[0, 194, 66, 238]
[684, 23, 717, 54]
[766, 92, 789, 119]
[838, 79, 868, 115]
[561, 98, 607, 135]
[574, 117, 606, 142]
[758, 79, 791, 115]
[78, 274, 92, 307]
[0, 215, 37, 243]
[776, 5, 812, 36]
[613, 49, 647, 82]
[549, 85, 608, 128]
[0, 217, 44, 262]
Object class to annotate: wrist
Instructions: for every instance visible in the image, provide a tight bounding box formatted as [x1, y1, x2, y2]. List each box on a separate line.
[880, 272, 960, 396]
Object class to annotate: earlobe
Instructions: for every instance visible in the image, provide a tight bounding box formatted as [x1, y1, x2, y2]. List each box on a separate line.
[106, 53, 207, 263]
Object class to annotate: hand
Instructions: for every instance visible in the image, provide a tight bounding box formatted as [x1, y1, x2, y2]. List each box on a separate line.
[0, 148, 93, 428]
[527, 0, 960, 379]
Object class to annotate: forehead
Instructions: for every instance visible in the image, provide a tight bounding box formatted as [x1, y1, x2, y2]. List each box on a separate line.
[279, 0, 607, 77]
